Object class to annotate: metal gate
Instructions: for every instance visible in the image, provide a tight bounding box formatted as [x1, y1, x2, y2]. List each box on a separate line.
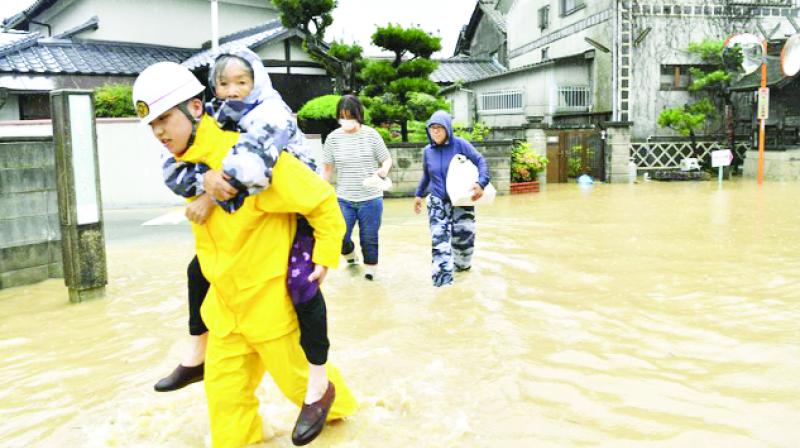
[546, 129, 605, 183]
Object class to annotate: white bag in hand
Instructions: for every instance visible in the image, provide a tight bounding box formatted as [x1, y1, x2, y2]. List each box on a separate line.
[446, 154, 496, 206]
[362, 174, 392, 191]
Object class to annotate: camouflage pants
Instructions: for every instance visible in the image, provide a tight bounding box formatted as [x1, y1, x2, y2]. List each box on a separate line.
[426, 195, 476, 287]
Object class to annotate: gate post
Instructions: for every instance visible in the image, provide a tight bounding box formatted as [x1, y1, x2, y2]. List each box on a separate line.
[525, 123, 548, 185]
[604, 121, 633, 183]
[50, 89, 108, 303]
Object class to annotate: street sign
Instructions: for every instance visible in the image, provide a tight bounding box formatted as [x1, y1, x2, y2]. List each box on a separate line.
[757, 87, 769, 119]
[711, 149, 734, 168]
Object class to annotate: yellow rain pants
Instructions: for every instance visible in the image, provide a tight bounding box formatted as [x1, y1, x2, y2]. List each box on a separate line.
[177, 115, 357, 448]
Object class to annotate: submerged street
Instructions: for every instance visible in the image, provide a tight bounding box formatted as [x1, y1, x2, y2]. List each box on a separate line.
[1, 181, 799, 447]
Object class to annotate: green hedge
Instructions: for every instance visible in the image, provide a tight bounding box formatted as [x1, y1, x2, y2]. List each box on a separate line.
[94, 83, 135, 118]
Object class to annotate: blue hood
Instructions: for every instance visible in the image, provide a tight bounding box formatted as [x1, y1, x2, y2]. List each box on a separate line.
[425, 110, 454, 147]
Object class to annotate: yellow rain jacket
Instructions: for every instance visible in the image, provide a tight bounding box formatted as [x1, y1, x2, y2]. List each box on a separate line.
[176, 115, 356, 447]
[176, 114, 344, 340]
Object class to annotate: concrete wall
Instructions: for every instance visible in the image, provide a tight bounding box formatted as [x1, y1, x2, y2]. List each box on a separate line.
[31, 0, 276, 48]
[0, 136, 62, 289]
[0, 118, 325, 208]
[383, 141, 512, 198]
[743, 149, 800, 181]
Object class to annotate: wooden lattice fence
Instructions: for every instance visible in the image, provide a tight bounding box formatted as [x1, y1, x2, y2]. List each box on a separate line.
[630, 141, 751, 170]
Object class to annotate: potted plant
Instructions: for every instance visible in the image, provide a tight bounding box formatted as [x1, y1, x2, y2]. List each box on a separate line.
[510, 141, 548, 194]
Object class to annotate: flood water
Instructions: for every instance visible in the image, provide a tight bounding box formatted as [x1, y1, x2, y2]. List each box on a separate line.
[1, 180, 799, 447]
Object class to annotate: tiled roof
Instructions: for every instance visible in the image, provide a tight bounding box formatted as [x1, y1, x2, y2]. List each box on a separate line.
[183, 19, 299, 69]
[0, 33, 196, 75]
[430, 57, 507, 84]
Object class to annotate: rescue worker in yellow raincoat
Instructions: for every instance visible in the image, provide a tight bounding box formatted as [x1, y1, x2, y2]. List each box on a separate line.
[132, 62, 357, 447]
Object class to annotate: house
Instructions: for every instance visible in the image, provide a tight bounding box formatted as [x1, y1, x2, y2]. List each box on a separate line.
[441, 0, 799, 181]
[0, 0, 332, 119]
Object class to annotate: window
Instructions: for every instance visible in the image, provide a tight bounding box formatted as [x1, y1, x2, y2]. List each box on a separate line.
[557, 86, 591, 111]
[479, 89, 524, 113]
[538, 6, 550, 30]
[541, 47, 549, 60]
[560, 0, 585, 16]
[19, 94, 50, 120]
[659, 65, 705, 90]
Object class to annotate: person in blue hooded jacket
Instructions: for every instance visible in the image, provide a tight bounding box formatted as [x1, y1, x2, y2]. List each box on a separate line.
[413, 110, 490, 287]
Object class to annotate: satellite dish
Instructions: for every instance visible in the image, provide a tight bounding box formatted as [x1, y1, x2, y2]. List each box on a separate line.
[781, 33, 800, 77]
[724, 33, 764, 75]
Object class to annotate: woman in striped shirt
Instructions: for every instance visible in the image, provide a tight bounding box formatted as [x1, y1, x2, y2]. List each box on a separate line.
[321, 95, 393, 281]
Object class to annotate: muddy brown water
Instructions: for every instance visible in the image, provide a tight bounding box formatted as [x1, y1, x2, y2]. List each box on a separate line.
[1, 180, 798, 447]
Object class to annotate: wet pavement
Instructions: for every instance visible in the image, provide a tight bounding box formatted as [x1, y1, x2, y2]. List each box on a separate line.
[1, 180, 799, 447]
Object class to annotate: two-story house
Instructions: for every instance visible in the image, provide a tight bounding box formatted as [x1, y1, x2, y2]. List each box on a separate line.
[442, 0, 799, 181]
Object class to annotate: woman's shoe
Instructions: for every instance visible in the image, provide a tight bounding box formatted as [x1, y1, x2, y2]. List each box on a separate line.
[292, 382, 336, 446]
[153, 363, 204, 392]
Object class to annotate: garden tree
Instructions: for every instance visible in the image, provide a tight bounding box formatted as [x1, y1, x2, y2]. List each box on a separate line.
[272, 0, 364, 92]
[657, 98, 717, 156]
[658, 39, 742, 163]
[360, 23, 442, 142]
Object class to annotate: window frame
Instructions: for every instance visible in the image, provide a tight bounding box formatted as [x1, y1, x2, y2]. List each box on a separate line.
[560, 0, 585, 17]
[538, 5, 550, 30]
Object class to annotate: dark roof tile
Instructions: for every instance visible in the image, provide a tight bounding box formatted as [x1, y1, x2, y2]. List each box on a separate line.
[430, 58, 507, 84]
[0, 34, 196, 75]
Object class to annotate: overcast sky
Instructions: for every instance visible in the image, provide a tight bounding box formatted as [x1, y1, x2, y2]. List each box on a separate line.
[1, 0, 475, 58]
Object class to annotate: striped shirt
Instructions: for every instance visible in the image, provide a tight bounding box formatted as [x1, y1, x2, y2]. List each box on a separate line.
[322, 125, 390, 202]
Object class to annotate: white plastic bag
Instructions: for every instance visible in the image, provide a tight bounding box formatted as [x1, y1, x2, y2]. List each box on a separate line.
[446, 154, 496, 206]
[362, 174, 392, 191]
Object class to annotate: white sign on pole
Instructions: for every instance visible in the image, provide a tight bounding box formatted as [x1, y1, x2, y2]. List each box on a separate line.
[757, 87, 769, 120]
[711, 149, 734, 168]
[68, 94, 99, 225]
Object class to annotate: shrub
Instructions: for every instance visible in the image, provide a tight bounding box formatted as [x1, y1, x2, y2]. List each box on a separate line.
[94, 83, 135, 118]
[511, 141, 548, 182]
[297, 94, 371, 122]
[453, 121, 491, 142]
[297, 94, 341, 121]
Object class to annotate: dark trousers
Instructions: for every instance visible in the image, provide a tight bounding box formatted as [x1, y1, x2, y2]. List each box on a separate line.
[187, 256, 209, 336]
[185, 255, 329, 364]
[338, 197, 383, 265]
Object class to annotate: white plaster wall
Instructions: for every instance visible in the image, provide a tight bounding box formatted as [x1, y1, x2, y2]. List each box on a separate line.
[33, 0, 276, 48]
[94, 118, 182, 207]
[0, 119, 50, 137]
[0, 96, 20, 121]
[289, 39, 314, 62]
[257, 41, 287, 60]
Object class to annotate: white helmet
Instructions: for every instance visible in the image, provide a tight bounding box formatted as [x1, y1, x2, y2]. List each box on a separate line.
[132, 62, 204, 124]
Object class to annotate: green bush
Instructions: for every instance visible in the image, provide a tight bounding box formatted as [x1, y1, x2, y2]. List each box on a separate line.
[511, 141, 548, 182]
[94, 83, 135, 118]
[297, 94, 341, 120]
[298, 94, 371, 122]
[453, 121, 491, 142]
